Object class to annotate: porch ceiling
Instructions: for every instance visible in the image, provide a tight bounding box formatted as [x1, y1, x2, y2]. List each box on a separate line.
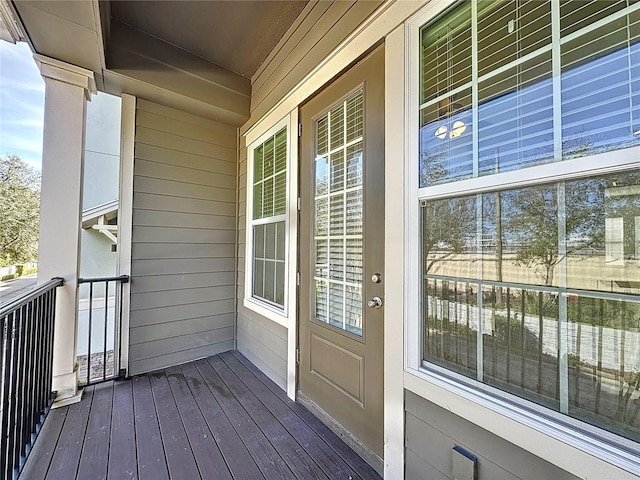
[109, 0, 308, 79]
[10, 0, 307, 124]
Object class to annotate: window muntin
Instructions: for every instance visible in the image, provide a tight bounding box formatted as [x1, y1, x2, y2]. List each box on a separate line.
[419, 0, 640, 188]
[418, 0, 640, 447]
[314, 90, 364, 335]
[251, 128, 287, 309]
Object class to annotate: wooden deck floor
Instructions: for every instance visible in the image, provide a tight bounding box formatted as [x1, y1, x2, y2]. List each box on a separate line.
[19, 351, 381, 480]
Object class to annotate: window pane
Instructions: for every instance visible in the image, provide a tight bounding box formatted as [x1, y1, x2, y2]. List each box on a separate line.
[478, 0, 551, 77]
[478, 53, 553, 175]
[330, 103, 345, 151]
[420, 0, 640, 188]
[346, 92, 364, 142]
[253, 183, 263, 220]
[330, 150, 345, 192]
[424, 278, 478, 378]
[421, 1, 472, 104]
[561, 16, 640, 158]
[254, 224, 265, 258]
[265, 222, 276, 259]
[329, 282, 344, 329]
[422, 171, 640, 442]
[264, 260, 275, 303]
[315, 280, 328, 321]
[423, 196, 477, 278]
[253, 259, 264, 299]
[314, 90, 364, 335]
[482, 185, 559, 287]
[560, 0, 627, 38]
[482, 285, 560, 410]
[276, 221, 285, 261]
[567, 295, 640, 441]
[254, 145, 264, 182]
[565, 172, 640, 295]
[316, 156, 329, 195]
[275, 262, 285, 306]
[346, 142, 363, 188]
[274, 172, 286, 216]
[419, 89, 473, 186]
[346, 286, 363, 335]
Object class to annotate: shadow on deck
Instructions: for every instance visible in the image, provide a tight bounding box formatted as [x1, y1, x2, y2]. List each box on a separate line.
[20, 351, 381, 479]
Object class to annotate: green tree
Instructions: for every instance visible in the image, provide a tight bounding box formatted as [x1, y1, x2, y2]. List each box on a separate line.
[0, 155, 40, 266]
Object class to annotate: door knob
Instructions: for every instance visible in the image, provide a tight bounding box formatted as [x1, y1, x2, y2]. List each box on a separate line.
[367, 296, 383, 309]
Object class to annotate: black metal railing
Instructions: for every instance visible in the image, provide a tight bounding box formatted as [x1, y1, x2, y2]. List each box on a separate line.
[0, 277, 63, 480]
[77, 275, 128, 386]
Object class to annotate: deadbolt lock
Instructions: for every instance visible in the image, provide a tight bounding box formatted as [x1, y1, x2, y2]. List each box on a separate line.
[371, 273, 382, 284]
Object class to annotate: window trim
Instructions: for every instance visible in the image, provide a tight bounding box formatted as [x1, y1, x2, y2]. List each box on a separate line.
[244, 115, 295, 327]
[405, 2, 640, 476]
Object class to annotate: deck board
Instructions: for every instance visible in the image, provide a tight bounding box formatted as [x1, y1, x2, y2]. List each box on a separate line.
[230, 350, 382, 480]
[219, 351, 364, 480]
[107, 379, 137, 479]
[77, 382, 113, 480]
[208, 355, 330, 480]
[179, 362, 265, 480]
[19, 351, 382, 480]
[132, 374, 169, 480]
[18, 407, 67, 480]
[165, 366, 232, 480]
[193, 358, 296, 479]
[46, 386, 93, 480]
[148, 371, 201, 479]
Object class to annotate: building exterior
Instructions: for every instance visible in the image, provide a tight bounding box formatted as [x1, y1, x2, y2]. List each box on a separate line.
[1, 0, 639, 478]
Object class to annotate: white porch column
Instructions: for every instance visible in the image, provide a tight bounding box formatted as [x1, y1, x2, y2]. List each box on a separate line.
[35, 54, 96, 404]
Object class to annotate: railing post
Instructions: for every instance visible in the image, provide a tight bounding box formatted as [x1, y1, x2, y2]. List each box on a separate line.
[34, 54, 96, 406]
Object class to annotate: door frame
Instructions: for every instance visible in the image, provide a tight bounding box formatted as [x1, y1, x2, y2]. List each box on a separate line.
[241, 7, 416, 477]
[296, 45, 386, 474]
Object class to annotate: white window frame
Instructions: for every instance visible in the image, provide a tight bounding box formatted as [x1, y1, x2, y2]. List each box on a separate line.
[244, 114, 297, 327]
[405, 1, 640, 476]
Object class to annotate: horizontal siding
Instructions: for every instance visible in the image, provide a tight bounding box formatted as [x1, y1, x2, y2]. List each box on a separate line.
[131, 243, 235, 260]
[129, 342, 234, 375]
[131, 272, 236, 294]
[133, 176, 235, 202]
[250, 0, 383, 121]
[236, 309, 287, 390]
[129, 100, 238, 375]
[235, 135, 287, 390]
[404, 391, 579, 480]
[131, 285, 235, 311]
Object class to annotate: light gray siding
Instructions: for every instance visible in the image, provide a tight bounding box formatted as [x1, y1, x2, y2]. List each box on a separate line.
[129, 99, 237, 375]
[236, 136, 288, 390]
[250, 0, 383, 122]
[405, 390, 580, 480]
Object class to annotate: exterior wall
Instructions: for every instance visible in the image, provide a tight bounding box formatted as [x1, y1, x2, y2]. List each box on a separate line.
[236, 135, 288, 390]
[128, 99, 237, 375]
[405, 390, 579, 480]
[80, 92, 121, 297]
[79, 230, 116, 279]
[83, 92, 121, 210]
[249, 0, 383, 122]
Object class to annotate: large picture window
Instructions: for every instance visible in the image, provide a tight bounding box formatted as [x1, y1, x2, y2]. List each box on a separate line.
[418, 0, 640, 446]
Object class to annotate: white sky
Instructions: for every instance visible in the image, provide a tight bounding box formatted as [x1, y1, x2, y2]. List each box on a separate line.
[0, 40, 44, 170]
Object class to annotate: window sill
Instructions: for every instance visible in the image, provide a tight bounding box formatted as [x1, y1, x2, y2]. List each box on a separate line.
[243, 297, 289, 329]
[403, 365, 640, 479]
